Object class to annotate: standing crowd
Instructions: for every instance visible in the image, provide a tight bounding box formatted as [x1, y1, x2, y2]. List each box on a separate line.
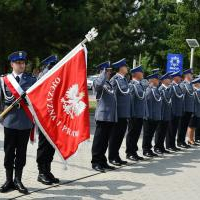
[91, 58, 200, 173]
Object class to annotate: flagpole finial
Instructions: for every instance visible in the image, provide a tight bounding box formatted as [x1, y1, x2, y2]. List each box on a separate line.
[82, 27, 98, 44]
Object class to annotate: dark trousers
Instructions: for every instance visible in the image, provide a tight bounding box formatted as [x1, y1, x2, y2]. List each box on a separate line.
[142, 119, 159, 153]
[195, 118, 200, 140]
[177, 112, 192, 144]
[195, 126, 200, 141]
[4, 127, 30, 170]
[126, 117, 143, 155]
[91, 121, 115, 165]
[36, 129, 55, 167]
[108, 118, 127, 161]
[166, 116, 180, 148]
[154, 120, 170, 151]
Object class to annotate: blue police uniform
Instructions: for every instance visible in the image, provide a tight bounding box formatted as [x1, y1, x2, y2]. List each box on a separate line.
[154, 73, 172, 153]
[166, 71, 184, 150]
[126, 66, 146, 160]
[91, 61, 117, 171]
[189, 78, 200, 141]
[0, 51, 36, 194]
[142, 73, 162, 156]
[108, 58, 131, 165]
[177, 69, 195, 147]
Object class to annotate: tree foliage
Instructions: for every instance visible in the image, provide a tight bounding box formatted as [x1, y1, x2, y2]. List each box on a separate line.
[0, 0, 199, 74]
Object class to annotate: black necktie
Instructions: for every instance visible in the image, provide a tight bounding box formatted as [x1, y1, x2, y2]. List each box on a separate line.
[16, 76, 20, 83]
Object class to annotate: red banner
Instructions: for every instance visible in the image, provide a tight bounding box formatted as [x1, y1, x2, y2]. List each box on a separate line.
[26, 44, 90, 160]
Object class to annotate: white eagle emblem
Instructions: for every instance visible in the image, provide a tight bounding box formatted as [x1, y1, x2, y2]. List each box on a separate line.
[61, 84, 86, 119]
[170, 56, 180, 68]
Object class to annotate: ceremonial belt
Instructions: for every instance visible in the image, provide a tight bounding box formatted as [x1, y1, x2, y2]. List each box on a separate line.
[2, 74, 35, 143]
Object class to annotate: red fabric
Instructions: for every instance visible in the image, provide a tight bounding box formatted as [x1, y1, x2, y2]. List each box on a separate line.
[27, 48, 90, 160]
[3, 76, 35, 142]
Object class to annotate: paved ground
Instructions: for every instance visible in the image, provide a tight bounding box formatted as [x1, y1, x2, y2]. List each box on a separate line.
[0, 114, 200, 200]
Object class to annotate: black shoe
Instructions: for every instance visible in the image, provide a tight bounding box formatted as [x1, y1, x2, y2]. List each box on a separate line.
[143, 152, 154, 158]
[126, 154, 139, 161]
[45, 163, 60, 184]
[162, 149, 171, 154]
[185, 143, 191, 148]
[14, 170, 28, 194]
[151, 152, 159, 157]
[136, 154, 145, 160]
[118, 158, 128, 165]
[102, 163, 116, 170]
[0, 169, 14, 193]
[127, 153, 144, 161]
[191, 142, 200, 146]
[109, 159, 122, 166]
[167, 147, 181, 152]
[174, 147, 181, 151]
[166, 147, 176, 152]
[177, 143, 190, 149]
[47, 172, 60, 184]
[195, 140, 200, 144]
[0, 181, 14, 193]
[38, 174, 53, 185]
[92, 164, 105, 173]
[14, 179, 28, 194]
[154, 149, 163, 155]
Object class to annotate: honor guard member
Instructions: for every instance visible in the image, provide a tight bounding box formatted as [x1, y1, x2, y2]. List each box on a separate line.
[36, 55, 60, 185]
[0, 51, 36, 194]
[177, 69, 194, 148]
[187, 77, 200, 146]
[195, 77, 200, 144]
[140, 68, 160, 90]
[142, 72, 162, 157]
[166, 71, 183, 151]
[154, 73, 172, 154]
[126, 66, 145, 161]
[109, 58, 131, 166]
[91, 61, 117, 173]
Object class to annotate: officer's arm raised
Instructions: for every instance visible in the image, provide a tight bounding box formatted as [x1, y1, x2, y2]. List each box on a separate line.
[93, 69, 107, 91]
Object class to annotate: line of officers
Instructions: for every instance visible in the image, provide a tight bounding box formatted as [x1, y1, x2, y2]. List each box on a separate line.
[91, 58, 200, 173]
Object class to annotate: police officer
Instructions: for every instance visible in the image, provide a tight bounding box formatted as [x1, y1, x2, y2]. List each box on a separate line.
[109, 58, 131, 166]
[195, 76, 200, 144]
[36, 55, 60, 185]
[91, 61, 117, 172]
[154, 73, 172, 154]
[126, 66, 145, 161]
[0, 51, 36, 194]
[142, 72, 162, 157]
[177, 69, 194, 148]
[166, 71, 183, 151]
[187, 77, 200, 145]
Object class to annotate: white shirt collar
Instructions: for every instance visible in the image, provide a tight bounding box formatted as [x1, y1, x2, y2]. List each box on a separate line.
[12, 71, 23, 79]
[132, 78, 140, 83]
[116, 73, 124, 78]
[162, 83, 169, 89]
[184, 79, 191, 83]
[172, 81, 178, 85]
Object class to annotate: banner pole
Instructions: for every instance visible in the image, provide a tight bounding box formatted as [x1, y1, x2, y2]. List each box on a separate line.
[0, 92, 26, 119]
